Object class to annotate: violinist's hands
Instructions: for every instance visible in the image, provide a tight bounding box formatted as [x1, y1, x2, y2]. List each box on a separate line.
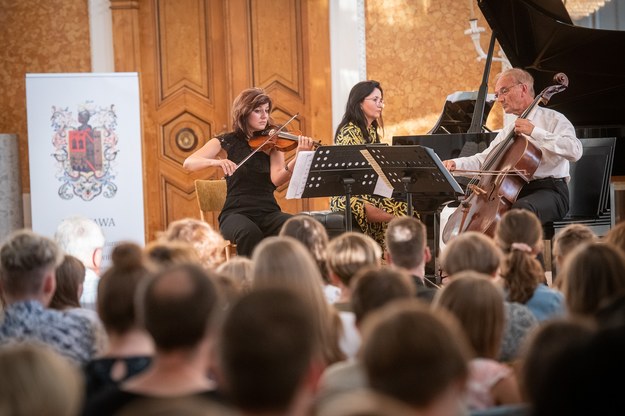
[443, 160, 456, 172]
[217, 158, 238, 177]
[514, 118, 535, 136]
[297, 135, 315, 152]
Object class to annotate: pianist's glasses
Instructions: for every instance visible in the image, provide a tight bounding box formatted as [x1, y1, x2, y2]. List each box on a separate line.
[494, 83, 522, 99]
[364, 97, 385, 106]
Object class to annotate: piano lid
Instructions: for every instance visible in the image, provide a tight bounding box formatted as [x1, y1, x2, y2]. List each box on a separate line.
[478, 0, 625, 127]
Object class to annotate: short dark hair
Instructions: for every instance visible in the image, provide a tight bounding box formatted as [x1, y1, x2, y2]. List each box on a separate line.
[385, 217, 427, 269]
[219, 288, 317, 412]
[138, 263, 220, 351]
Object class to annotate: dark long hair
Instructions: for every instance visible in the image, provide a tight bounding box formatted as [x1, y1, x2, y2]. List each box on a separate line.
[335, 80, 384, 144]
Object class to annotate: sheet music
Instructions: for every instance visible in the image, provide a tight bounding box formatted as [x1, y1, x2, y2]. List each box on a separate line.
[359, 149, 394, 198]
[286, 151, 315, 199]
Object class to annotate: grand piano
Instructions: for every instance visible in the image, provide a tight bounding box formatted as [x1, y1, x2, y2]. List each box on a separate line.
[394, 0, 625, 275]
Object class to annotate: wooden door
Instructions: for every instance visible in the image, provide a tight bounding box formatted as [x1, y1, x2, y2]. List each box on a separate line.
[111, 0, 331, 241]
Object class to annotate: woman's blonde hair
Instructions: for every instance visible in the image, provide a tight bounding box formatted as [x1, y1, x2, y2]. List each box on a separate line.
[252, 236, 345, 364]
[326, 232, 382, 287]
[158, 218, 226, 269]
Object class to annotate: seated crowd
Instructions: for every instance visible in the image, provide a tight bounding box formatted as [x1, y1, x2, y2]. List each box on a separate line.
[1, 211, 625, 416]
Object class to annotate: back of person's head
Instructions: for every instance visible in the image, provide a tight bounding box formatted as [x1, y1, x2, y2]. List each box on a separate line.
[495, 209, 545, 303]
[433, 271, 505, 359]
[0, 344, 83, 416]
[350, 265, 416, 327]
[361, 299, 470, 410]
[385, 217, 427, 270]
[440, 231, 502, 277]
[49, 254, 85, 310]
[559, 242, 625, 319]
[216, 256, 253, 294]
[98, 242, 151, 335]
[158, 218, 226, 270]
[520, 318, 596, 403]
[326, 232, 381, 287]
[54, 215, 105, 270]
[0, 229, 63, 298]
[144, 240, 201, 270]
[552, 223, 597, 266]
[316, 388, 417, 416]
[603, 220, 625, 254]
[138, 262, 220, 351]
[117, 397, 236, 416]
[252, 236, 344, 365]
[219, 288, 319, 413]
[279, 214, 330, 283]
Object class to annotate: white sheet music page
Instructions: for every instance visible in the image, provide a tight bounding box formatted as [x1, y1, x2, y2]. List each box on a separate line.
[286, 150, 315, 199]
[360, 149, 393, 198]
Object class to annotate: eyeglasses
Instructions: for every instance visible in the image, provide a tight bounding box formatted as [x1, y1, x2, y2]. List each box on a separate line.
[364, 97, 385, 106]
[494, 83, 522, 99]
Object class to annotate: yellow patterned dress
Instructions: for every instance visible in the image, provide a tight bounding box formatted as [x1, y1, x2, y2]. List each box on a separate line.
[329, 122, 415, 249]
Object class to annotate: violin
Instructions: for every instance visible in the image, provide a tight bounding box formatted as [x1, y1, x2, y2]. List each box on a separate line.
[249, 125, 322, 152]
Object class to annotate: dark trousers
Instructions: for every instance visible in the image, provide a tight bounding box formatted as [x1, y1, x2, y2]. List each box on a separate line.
[220, 211, 292, 257]
[512, 177, 570, 224]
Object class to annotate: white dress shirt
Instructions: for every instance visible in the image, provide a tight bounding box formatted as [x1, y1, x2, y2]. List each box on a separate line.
[453, 106, 583, 181]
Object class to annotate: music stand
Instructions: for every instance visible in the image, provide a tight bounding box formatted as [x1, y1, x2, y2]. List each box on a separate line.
[289, 145, 387, 231]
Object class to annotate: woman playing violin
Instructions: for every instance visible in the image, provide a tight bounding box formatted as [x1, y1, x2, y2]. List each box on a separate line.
[330, 80, 415, 250]
[183, 87, 315, 257]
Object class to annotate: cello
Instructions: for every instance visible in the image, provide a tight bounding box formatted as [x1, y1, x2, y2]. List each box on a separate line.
[441, 73, 569, 243]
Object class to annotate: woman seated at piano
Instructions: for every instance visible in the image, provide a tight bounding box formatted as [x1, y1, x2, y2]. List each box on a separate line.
[329, 80, 415, 250]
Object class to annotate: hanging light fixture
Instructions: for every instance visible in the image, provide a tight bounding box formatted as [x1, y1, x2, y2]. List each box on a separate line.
[563, 0, 611, 20]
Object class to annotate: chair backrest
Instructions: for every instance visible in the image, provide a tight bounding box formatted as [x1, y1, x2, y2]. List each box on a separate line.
[194, 179, 227, 221]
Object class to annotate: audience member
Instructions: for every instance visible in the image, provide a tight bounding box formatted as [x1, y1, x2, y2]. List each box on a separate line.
[50, 254, 107, 354]
[158, 217, 227, 270]
[518, 318, 595, 404]
[0, 343, 84, 416]
[360, 299, 470, 414]
[495, 209, 565, 321]
[84, 263, 223, 415]
[0, 229, 96, 365]
[144, 240, 201, 269]
[218, 288, 322, 416]
[54, 215, 106, 310]
[603, 220, 625, 254]
[559, 242, 625, 321]
[279, 214, 340, 304]
[439, 231, 538, 362]
[251, 236, 344, 365]
[84, 243, 154, 400]
[318, 265, 415, 401]
[316, 389, 416, 416]
[385, 216, 438, 302]
[433, 273, 523, 411]
[216, 256, 253, 295]
[551, 223, 597, 287]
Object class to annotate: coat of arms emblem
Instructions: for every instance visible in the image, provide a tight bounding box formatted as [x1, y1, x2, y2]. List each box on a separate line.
[51, 103, 119, 201]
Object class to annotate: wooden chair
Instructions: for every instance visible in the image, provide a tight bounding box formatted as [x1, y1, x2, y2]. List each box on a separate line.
[194, 179, 236, 259]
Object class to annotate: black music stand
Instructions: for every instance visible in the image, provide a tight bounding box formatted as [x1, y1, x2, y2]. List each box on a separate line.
[292, 145, 387, 231]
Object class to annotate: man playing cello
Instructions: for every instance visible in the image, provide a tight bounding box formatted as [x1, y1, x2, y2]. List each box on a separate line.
[442, 68, 583, 225]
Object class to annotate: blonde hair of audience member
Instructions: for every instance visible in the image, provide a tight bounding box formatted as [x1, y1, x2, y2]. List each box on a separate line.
[495, 209, 545, 303]
[50, 254, 85, 310]
[97, 242, 154, 351]
[603, 220, 625, 253]
[518, 318, 595, 403]
[559, 242, 625, 319]
[552, 223, 597, 285]
[432, 272, 522, 409]
[144, 240, 201, 270]
[158, 218, 226, 270]
[252, 236, 345, 365]
[0, 344, 83, 416]
[440, 231, 503, 282]
[326, 232, 382, 303]
[350, 265, 416, 327]
[216, 256, 253, 294]
[361, 299, 470, 413]
[279, 214, 331, 284]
